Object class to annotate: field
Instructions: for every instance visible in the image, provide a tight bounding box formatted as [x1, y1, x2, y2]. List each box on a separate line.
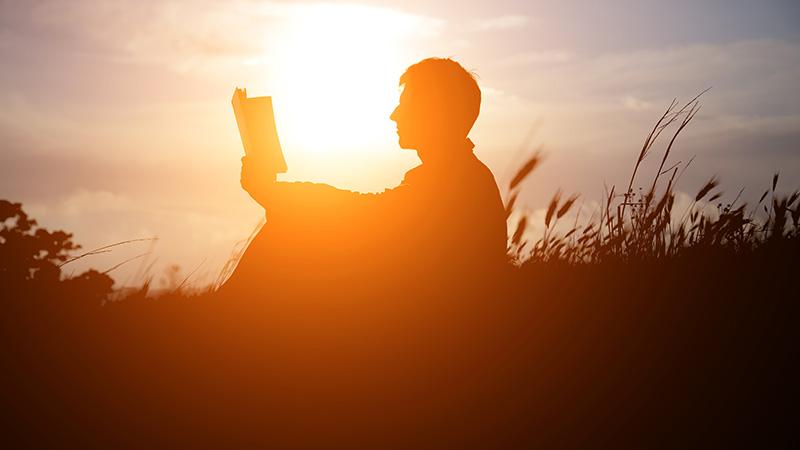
[2, 100, 798, 448]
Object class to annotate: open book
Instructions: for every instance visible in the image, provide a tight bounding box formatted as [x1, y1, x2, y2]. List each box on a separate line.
[231, 88, 288, 173]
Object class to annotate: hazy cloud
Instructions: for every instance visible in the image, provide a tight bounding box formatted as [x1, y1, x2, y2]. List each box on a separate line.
[496, 50, 574, 67]
[476, 38, 800, 214]
[17, 0, 444, 75]
[2, 1, 798, 283]
[622, 95, 653, 111]
[473, 14, 530, 31]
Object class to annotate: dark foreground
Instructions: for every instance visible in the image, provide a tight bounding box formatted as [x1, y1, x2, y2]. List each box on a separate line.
[2, 241, 797, 450]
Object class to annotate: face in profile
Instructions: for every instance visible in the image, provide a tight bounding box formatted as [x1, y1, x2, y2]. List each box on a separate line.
[390, 58, 481, 153]
[390, 85, 419, 150]
[390, 85, 449, 151]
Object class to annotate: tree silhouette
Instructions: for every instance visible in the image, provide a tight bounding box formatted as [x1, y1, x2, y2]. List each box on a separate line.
[1, 199, 113, 301]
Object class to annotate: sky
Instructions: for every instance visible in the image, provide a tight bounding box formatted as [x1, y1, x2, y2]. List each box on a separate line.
[1, 0, 799, 287]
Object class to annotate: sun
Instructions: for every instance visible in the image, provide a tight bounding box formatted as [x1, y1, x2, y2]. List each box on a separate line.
[264, 4, 435, 186]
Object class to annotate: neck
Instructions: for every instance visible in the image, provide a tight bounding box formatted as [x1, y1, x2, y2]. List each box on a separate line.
[417, 138, 473, 165]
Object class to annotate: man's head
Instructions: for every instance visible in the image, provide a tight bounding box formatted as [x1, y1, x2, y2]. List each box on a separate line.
[390, 58, 481, 152]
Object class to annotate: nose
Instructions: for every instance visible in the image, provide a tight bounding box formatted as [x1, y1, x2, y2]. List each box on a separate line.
[390, 105, 399, 123]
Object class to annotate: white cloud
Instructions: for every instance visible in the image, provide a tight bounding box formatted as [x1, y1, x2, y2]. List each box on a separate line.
[24, 187, 258, 287]
[622, 95, 653, 111]
[0, 92, 90, 151]
[694, 114, 800, 137]
[473, 38, 800, 218]
[26, 0, 444, 76]
[5, 1, 800, 283]
[496, 50, 574, 67]
[60, 189, 135, 217]
[474, 15, 530, 31]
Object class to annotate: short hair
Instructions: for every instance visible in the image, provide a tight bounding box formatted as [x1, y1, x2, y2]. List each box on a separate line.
[399, 57, 481, 137]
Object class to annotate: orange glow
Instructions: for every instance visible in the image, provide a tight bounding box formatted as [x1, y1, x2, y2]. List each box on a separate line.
[265, 4, 433, 183]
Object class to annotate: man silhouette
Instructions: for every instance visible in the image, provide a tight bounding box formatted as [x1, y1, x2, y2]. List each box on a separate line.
[222, 57, 507, 298]
[210, 58, 513, 447]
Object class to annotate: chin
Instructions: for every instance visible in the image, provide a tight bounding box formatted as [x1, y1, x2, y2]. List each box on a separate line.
[397, 137, 414, 150]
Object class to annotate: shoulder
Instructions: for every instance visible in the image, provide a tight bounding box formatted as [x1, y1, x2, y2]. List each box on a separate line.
[470, 154, 498, 181]
[400, 165, 425, 186]
[460, 154, 502, 192]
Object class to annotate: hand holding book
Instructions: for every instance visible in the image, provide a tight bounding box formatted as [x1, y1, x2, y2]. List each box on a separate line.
[232, 88, 288, 175]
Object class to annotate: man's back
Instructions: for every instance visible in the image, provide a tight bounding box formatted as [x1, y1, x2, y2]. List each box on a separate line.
[221, 145, 508, 297]
[382, 149, 508, 275]
[225, 57, 511, 298]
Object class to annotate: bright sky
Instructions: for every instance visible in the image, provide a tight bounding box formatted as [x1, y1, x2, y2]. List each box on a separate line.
[1, 0, 799, 286]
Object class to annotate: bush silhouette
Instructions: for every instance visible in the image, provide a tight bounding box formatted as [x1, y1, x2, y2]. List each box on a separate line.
[1, 199, 113, 301]
[1, 93, 798, 447]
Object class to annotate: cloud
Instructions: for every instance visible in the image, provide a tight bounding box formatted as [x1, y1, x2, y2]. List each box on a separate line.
[4, 0, 799, 285]
[496, 50, 574, 67]
[25, 0, 283, 73]
[22, 186, 258, 287]
[622, 95, 653, 111]
[474, 15, 530, 31]
[476, 38, 800, 215]
[22, 0, 444, 75]
[61, 189, 134, 217]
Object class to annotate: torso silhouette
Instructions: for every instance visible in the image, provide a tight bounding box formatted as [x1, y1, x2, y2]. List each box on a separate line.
[221, 139, 507, 299]
[212, 141, 511, 444]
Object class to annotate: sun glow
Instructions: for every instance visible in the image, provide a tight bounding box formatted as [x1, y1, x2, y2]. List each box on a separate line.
[263, 4, 439, 186]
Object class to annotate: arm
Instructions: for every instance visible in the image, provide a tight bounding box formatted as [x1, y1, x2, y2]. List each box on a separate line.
[240, 156, 388, 222]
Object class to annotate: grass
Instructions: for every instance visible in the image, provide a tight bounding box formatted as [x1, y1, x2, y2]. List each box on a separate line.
[505, 91, 799, 265]
[1, 94, 798, 447]
[32, 91, 798, 294]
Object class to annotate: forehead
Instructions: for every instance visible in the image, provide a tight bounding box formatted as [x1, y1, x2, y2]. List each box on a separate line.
[398, 83, 419, 104]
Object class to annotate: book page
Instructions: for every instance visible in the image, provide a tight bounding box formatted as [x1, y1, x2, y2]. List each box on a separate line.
[232, 88, 288, 173]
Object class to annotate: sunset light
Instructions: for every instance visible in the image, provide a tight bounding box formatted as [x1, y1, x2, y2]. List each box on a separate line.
[2, 1, 799, 447]
[266, 4, 437, 178]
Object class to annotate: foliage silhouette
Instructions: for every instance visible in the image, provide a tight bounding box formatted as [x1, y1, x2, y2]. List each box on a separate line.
[1, 74, 798, 448]
[1, 200, 113, 302]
